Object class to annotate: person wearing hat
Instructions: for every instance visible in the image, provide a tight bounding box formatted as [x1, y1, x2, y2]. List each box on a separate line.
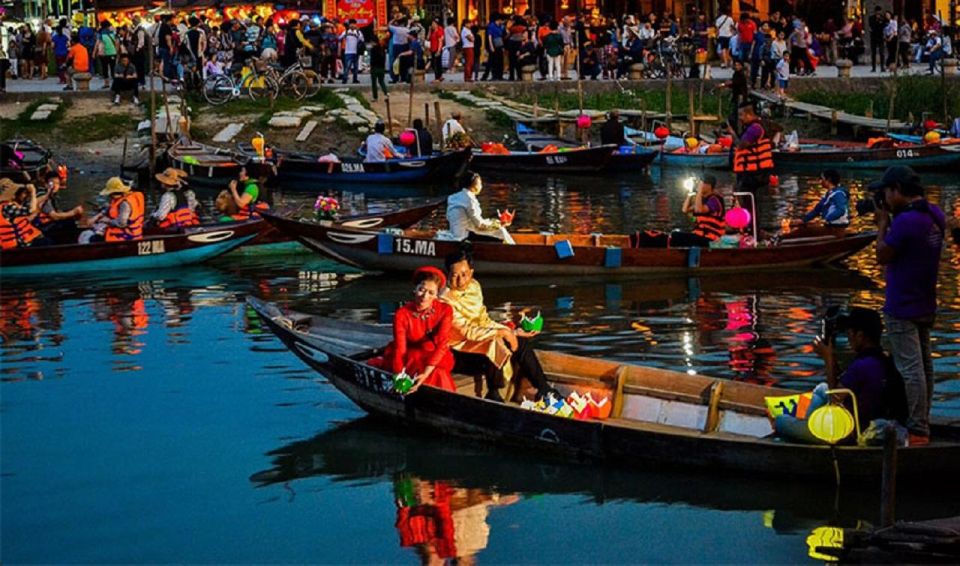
[152, 168, 199, 230]
[924, 29, 943, 74]
[872, 166, 946, 446]
[364, 120, 397, 163]
[367, 266, 456, 393]
[80, 177, 144, 243]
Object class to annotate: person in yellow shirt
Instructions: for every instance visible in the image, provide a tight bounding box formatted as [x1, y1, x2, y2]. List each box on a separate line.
[441, 249, 554, 402]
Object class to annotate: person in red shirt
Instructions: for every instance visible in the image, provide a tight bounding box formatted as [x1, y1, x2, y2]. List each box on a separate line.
[737, 13, 757, 64]
[377, 266, 456, 392]
[63, 35, 90, 91]
[428, 19, 446, 82]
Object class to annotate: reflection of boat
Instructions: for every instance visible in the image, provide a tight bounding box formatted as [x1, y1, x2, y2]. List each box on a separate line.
[469, 144, 615, 175]
[774, 139, 960, 171]
[2, 220, 262, 277]
[251, 418, 960, 522]
[260, 217, 876, 276]
[236, 144, 472, 186]
[250, 299, 960, 480]
[515, 124, 658, 173]
[1, 138, 55, 181]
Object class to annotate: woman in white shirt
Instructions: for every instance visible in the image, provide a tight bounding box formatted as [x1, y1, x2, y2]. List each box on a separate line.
[460, 20, 475, 82]
[715, 10, 737, 68]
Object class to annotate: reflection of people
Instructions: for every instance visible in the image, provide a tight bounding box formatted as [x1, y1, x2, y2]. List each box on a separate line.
[373, 267, 456, 393]
[443, 250, 553, 402]
[872, 166, 946, 446]
[446, 173, 513, 243]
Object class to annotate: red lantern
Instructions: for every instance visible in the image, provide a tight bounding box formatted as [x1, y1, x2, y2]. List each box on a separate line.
[718, 135, 733, 149]
[725, 207, 752, 230]
[399, 131, 416, 146]
[577, 114, 592, 129]
[768, 174, 779, 187]
[654, 126, 670, 139]
[923, 119, 938, 131]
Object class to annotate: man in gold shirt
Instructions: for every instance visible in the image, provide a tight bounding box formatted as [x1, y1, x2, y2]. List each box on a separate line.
[441, 249, 553, 402]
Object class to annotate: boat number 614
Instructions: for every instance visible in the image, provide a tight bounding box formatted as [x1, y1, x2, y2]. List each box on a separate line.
[896, 149, 917, 158]
[137, 240, 166, 255]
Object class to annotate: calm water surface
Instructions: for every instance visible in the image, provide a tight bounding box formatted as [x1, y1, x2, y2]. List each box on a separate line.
[2, 167, 958, 563]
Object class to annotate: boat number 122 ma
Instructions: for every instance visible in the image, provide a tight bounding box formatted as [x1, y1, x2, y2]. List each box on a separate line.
[137, 240, 166, 255]
[395, 238, 436, 256]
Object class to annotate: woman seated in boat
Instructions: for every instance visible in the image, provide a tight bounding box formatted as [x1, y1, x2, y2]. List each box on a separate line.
[32, 171, 83, 242]
[793, 169, 849, 236]
[78, 177, 144, 244]
[151, 168, 200, 230]
[632, 176, 725, 248]
[370, 266, 456, 393]
[1, 184, 52, 249]
[220, 167, 269, 221]
[445, 173, 515, 244]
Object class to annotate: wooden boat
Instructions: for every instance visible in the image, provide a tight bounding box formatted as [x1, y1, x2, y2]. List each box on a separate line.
[1, 138, 55, 181]
[1, 220, 263, 277]
[166, 140, 274, 189]
[515, 123, 658, 173]
[469, 144, 615, 175]
[249, 298, 960, 480]
[656, 147, 731, 169]
[774, 138, 960, 171]
[259, 215, 875, 276]
[234, 144, 471, 186]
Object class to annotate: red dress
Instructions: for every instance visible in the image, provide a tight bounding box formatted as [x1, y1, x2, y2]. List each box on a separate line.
[379, 301, 456, 392]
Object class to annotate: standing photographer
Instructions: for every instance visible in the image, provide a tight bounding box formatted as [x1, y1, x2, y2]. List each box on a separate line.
[872, 166, 946, 446]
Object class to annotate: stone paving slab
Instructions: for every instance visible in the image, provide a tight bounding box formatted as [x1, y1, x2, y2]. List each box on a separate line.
[212, 123, 245, 143]
[296, 120, 319, 142]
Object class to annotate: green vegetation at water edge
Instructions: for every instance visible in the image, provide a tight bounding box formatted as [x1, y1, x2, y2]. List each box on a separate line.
[485, 109, 514, 129]
[0, 98, 70, 135]
[60, 114, 136, 144]
[794, 76, 960, 122]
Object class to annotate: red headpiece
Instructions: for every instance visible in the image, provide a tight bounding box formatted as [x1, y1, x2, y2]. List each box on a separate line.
[413, 266, 447, 289]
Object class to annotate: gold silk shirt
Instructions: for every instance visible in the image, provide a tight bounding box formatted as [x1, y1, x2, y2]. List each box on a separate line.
[441, 279, 513, 379]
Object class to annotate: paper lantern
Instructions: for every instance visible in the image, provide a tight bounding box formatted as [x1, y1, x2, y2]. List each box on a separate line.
[577, 114, 592, 129]
[57, 165, 68, 181]
[807, 405, 855, 444]
[654, 126, 670, 139]
[768, 174, 780, 187]
[399, 130, 416, 146]
[923, 119, 938, 131]
[718, 135, 733, 149]
[725, 207, 752, 230]
[924, 131, 941, 144]
[685, 137, 699, 150]
[251, 135, 265, 159]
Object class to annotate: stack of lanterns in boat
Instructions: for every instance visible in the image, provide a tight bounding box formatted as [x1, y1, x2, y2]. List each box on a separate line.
[520, 390, 611, 420]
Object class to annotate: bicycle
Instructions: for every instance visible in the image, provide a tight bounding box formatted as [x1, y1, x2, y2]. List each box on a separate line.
[265, 59, 321, 101]
[643, 37, 686, 80]
[202, 58, 279, 105]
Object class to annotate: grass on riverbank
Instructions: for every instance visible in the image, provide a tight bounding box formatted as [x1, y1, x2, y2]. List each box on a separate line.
[0, 98, 70, 136]
[60, 113, 137, 144]
[511, 87, 728, 117]
[794, 76, 960, 122]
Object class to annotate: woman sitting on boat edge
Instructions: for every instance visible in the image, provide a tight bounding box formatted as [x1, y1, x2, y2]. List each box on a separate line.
[78, 177, 144, 244]
[444, 173, 515, 244]
[217, 167, 270, 222]
[150, 168, 200, 230]
[369, 266, 457, 393]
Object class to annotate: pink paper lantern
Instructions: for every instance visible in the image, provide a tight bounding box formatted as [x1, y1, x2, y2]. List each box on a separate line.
[399, 131, 416, 146]
[577, 114, 592, 129]
[654, 126, 670, 139]
[725, 207, 752, 230]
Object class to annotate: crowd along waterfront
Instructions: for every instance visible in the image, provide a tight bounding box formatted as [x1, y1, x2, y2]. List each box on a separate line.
[2, 167, 958, 562]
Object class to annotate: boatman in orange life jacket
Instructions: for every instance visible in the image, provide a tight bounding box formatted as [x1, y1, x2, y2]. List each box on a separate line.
[728, 101, 774, 195]
[151, 168, 200, 230]
[1, 184, 52, 249]
[224, 167, 268, 221]
[79, 177, 144, 244]
[34, 171, 84, 242]
[677, 175, 726, 247]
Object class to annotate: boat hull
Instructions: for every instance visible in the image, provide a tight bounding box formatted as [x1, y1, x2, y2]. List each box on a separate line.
[515, 124, 656, 173]
[656, 150, 731, 169]
[1, 221, 262, 276]
[470, 145, 615, 174]
[774, 142, 960, 170]
[262, 215, 875, 276]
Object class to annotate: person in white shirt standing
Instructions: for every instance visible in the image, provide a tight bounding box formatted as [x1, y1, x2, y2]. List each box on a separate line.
[443, 17, 459, 72]
[715, 9, 736, 68]
[364, 121, 397, 162]
[442, 111, 467, 146]
[446, 173, 514, 243]
[460, 20, 475, 82]
[340, 19, 363, 84]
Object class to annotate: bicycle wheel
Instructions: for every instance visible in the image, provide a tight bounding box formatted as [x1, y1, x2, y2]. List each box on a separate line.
[301, 69, 323, 97]
[281, 70, 310, 100]
[203, 75, 234, 105]
[244, 73, 279, 101]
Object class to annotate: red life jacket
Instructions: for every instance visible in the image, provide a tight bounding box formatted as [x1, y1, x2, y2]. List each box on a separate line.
[733, 123, 774, 173]
[0, 202, 43, 250]
[692, 194, 726, 241]
[104, 192, 145, 242]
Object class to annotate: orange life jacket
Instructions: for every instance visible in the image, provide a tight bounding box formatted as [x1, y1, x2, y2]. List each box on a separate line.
[732, 124, 774, 173]
[692, 194, 726, 241]
[229, 200, 270, 221]
[0, 202, 43, 250]
[158, 193, 200, 230]
[104, 192, 145, 242]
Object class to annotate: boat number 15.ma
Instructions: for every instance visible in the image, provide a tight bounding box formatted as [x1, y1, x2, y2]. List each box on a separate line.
[137, 240, 166, 255]
[395, 238, 436, 256]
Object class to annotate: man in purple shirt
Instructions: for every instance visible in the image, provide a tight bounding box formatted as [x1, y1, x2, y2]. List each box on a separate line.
[872, 166, 946, 445]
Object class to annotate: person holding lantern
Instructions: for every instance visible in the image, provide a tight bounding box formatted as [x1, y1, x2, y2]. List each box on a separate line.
[446, 173, 514, 244]
[364, 121, 398, 163]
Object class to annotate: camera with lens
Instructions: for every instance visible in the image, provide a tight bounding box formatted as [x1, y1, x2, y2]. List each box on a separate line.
[819, 305, 844, 345]
[855, 186, 887, 215]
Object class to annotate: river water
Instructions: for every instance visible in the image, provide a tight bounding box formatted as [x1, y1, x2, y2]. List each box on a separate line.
[2, 165, 958, 563]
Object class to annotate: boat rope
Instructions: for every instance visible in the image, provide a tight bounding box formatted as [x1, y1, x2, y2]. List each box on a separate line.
[830, 445, 841, 488]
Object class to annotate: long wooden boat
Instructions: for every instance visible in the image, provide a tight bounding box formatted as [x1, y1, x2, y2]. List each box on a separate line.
[249, 299, 960, 480]
[1, 220, 262, 277]
[234, 144, 471, 186]
[259, 215, 875, 276]
[1, 138, 55, 181]
[774, 139, 960, 171]
[166, 140, 274, 189]
[469, 145, 615, 175]
[656, 148, 731, 169]
[515, 123, 658, 173]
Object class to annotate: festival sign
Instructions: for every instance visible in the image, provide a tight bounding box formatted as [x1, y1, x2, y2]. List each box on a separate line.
[328, 0, 384, 26]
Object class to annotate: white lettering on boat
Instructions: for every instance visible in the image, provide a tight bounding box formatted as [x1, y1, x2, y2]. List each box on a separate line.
[896, 149, 917, 159]
[537, 428, 561, 443]
[137, 240, 166, 256]
[395, 238, 436, 256]
[545, 155, 568, 165]
[351, 364, 390, 392]
[341, 163, 365, 173]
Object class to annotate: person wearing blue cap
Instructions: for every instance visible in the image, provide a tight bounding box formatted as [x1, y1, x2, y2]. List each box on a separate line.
[871, 165, 946, 446]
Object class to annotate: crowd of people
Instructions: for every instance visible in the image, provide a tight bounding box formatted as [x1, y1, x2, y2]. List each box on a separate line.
[2, 7, 957, 95]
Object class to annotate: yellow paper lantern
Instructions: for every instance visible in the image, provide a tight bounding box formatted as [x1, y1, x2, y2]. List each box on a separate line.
[807, 405, 855, 444]
[685, 137, 699, 150]
[251, 135, 265, 160]
[923, 131, 941, 144]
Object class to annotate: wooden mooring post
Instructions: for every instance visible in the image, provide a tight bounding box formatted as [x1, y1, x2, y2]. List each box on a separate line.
[433, 101, 442, 141]
[880, 425, 898, 527]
